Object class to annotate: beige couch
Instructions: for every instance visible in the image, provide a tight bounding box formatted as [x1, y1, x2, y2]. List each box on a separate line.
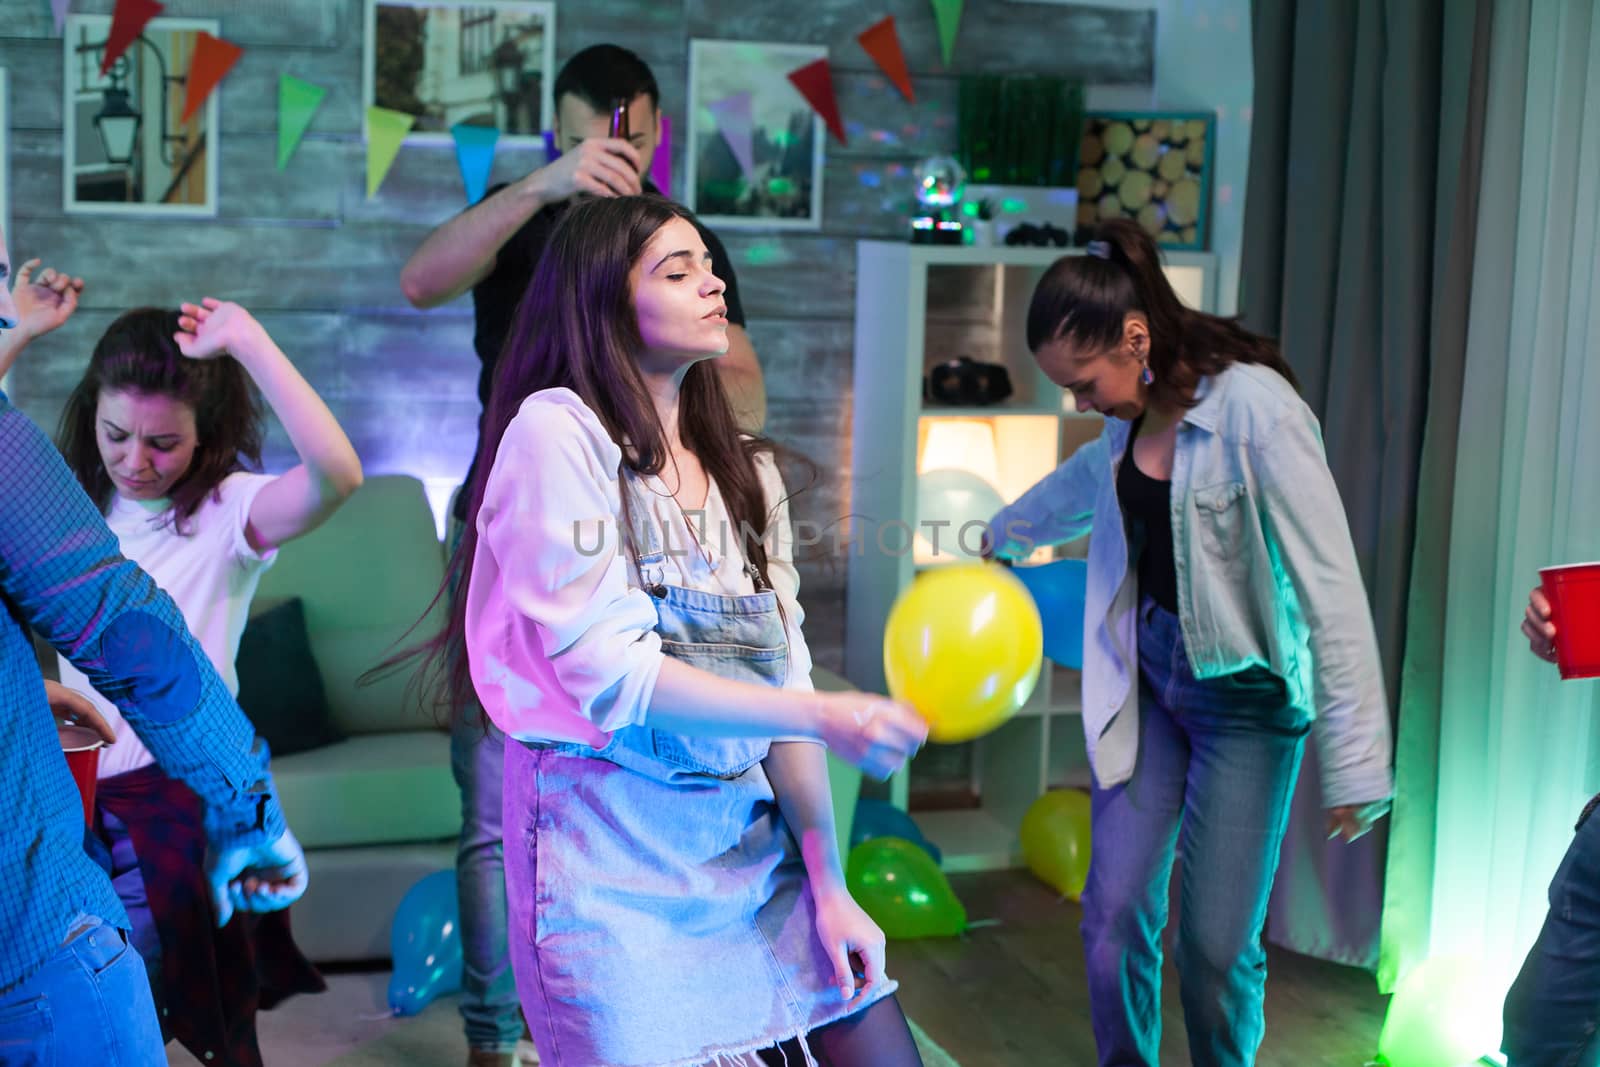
[256, 475, 459, 962]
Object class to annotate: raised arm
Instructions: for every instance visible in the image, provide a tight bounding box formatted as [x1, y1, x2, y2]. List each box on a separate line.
[399, 140, 644, 309]
[173, 300, 363, 552]
[0, 258, 85, 380]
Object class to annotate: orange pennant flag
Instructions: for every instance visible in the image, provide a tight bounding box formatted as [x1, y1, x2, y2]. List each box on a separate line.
[181, 32, 243, 125]
[101, 0, 164, 76]
[858, 17, 914, 103]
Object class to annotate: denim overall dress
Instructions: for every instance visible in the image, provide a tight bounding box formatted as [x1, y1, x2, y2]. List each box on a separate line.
[502, 475, 896, 1067]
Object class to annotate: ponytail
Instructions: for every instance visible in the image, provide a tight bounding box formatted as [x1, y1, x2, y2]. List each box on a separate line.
[1026, 218, 1298, 407]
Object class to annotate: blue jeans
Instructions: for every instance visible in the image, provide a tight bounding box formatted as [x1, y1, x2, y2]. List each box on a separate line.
[448, 515, 523, 1054]
[1503, 802, 1600, 1067]
[0, 915, 166, 1066]
[1081, 598, 1308, 1067]
[100, 807, 163, 1017]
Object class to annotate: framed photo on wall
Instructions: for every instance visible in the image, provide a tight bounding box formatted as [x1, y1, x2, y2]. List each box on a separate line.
[364, 0, 556, 145]
[1075, 111, 1214, 250]
[62, 14, 220, 217]
[687, 39, 825, 231]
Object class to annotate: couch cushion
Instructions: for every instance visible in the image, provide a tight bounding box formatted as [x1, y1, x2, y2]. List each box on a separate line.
[255, 475, 446, 736]
[237, 597, 344, 757]
[270, 731, 459, 850]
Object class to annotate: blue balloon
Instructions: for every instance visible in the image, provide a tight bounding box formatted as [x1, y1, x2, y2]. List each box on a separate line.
[1011, 559, 1087, 669]
[387, 869, 463, 1016]
[850, 798, 943, 865]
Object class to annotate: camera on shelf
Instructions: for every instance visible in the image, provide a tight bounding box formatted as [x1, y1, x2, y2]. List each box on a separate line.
[923, 357, 1014, 407]
[1003, 222, 1074, 248]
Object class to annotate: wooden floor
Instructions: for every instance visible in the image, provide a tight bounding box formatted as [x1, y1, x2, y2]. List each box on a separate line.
[891, 871, 1388, 1067]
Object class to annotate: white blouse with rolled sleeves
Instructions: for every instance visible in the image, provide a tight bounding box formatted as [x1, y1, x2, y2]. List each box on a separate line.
[465, 387, 813, 747]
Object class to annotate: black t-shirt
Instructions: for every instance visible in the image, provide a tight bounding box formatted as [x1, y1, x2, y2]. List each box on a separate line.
[1117, 416, 1179, 613]
[455, 180, 748, 519]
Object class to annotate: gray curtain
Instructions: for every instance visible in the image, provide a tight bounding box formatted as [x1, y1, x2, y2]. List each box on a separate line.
[1239, 0, 1491, 968]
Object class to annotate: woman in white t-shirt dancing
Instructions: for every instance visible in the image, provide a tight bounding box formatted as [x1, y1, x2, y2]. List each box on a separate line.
[46, 300, 362, 1066]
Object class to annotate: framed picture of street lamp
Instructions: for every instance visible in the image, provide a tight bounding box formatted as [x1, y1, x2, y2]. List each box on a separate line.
[364, 0, 556, 146]
[62, 14, 220, 217]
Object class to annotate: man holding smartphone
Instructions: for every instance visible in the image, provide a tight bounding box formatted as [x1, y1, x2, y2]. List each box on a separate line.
[400, 43, 766, 1067]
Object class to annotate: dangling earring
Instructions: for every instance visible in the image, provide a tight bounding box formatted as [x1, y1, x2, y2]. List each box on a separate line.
[1140, 363, 1154, 386]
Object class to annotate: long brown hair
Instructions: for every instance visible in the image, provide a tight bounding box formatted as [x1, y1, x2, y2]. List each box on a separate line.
[1027, 218, 1299, 405]
[56, 307, 264, 532]
[404, 195, 783, 723]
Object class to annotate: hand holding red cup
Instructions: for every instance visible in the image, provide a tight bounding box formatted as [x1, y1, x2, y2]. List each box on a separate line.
[47, 680, 113, 826]
[1532, 564, 1600, 678]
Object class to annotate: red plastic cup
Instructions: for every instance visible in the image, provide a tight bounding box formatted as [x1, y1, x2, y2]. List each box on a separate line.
[57, 724, 104, 826]
[1540, 562, 1600, 679]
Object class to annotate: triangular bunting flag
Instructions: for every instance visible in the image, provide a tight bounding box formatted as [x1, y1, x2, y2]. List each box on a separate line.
[786, 59, 846, 146]
[858, 17, 914, 102]
[101, 0, 164, 76]
[705, 93, 756, 183]
[180, 31, 242, 125]
[277, 75, 326, 170]
[52, 0, 72, 34]
[366, 106, 415, 199]
[649, 114, 672, 199]
[451, 123, 499, 205]
[930, 0, 964, 69]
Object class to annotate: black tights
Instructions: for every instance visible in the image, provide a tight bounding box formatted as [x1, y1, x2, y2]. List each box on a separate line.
[755, 993, 923, 1067]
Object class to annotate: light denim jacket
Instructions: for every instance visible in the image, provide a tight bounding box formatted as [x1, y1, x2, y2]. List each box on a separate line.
[989, 363, 1394, 808]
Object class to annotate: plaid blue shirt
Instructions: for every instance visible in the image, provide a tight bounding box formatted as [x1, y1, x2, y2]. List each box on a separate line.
[0, 391, 286, 994]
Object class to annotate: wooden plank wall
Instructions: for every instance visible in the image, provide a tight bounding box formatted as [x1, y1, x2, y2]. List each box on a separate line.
[0, 0, 1152, 669]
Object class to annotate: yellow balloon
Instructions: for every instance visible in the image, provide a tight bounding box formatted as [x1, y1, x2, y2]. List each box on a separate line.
[882, 563, 1043, 742]
[1019, 789, 1092, 899]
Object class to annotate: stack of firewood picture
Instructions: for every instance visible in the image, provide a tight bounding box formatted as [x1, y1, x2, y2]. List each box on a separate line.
[1075, 115, 1212, 249]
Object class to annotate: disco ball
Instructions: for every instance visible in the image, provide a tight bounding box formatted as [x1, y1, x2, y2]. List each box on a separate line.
[913, 156, 967, 210]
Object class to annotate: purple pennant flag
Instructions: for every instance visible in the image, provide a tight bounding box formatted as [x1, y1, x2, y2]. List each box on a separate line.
[52, 0, 72, 33]
[650, 114, 672, 198]
[705, 92, 756, 183]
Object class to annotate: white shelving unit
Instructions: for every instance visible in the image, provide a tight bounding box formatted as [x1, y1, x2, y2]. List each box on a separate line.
[845, 240, 1217, 872]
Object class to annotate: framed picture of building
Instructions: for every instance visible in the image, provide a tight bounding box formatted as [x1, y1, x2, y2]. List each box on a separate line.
[1075, 111, 1214, 250]
[687, 39, 825, 230]
[364, 0, 556, 145]
[62, 14, 220, 217]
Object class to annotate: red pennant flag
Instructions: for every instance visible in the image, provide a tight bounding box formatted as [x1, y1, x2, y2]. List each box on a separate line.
[101, 0, 164, 76]
[857, 17, 914, 103]
[180, 32, 243, 124]
[787, 58, 846, 146]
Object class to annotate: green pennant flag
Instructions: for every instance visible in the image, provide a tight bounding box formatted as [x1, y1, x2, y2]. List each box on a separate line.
[366, 106, 416, 199]
[930, 0, 964, 69]
[277, 75, 326, 170]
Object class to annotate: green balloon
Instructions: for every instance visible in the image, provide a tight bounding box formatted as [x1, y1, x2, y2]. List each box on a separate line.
[1376, 956, 1502, 1067]
[845, 836, 967, 940]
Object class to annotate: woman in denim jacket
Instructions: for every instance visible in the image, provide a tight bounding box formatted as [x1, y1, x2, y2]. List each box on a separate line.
[986, 219, 1394, 1067]
[425, 195, 928, 1067]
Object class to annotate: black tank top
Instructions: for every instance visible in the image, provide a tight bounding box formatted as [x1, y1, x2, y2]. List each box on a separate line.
[1117, 416, 1179, 612]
